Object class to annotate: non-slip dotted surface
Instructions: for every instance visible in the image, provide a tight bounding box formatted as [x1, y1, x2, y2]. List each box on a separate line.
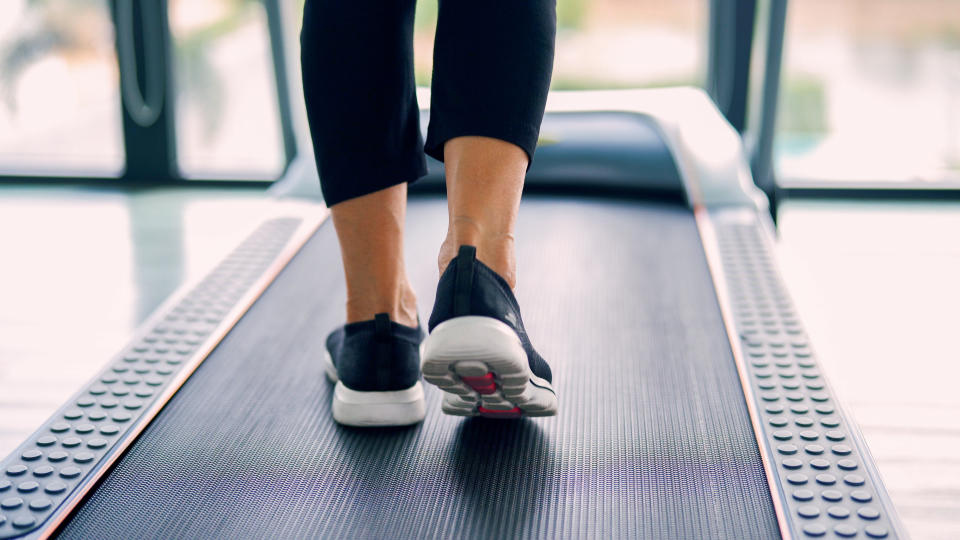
[0, 218, 301, 540]
[58, 198, 779, 539]
[711, 209, 902, 539]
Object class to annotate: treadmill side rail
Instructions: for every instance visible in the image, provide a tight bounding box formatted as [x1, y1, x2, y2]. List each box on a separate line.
[697, 207, 908, 540]
[0, 203, 327, 540]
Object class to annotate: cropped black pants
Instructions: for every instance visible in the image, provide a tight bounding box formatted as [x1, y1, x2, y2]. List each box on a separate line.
[300, 0, 556, 206]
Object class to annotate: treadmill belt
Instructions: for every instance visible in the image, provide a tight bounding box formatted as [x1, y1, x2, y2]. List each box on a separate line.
[59, 198, 779, 539]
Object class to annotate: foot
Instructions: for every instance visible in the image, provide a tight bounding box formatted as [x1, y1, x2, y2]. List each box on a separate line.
[422, 245, 558, 418]
[324, 313, 426, 426]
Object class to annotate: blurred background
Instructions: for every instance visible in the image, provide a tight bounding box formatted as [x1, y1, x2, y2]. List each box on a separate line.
[1, 0, 958, 182]
[0, 1, 958, 538]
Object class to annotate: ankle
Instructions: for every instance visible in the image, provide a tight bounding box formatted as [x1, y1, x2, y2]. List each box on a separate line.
[438, 231, 517, 289]
[345, 284, 419, 328]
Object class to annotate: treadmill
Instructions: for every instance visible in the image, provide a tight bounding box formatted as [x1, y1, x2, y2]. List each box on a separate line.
[0, 88, 906, 539]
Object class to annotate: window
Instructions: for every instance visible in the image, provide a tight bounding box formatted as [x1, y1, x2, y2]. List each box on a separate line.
[0, 0, 123, 175]
[776, 0, 960, 184]
[169, 0, 284, 179]
[412, 0, 707, 90]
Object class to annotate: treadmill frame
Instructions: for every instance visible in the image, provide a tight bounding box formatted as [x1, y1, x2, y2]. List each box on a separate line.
[0, 88, 907, 540]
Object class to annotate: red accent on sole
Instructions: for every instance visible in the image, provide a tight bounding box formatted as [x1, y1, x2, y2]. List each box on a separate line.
[478, 406, 522, 418]
[460, 373, 495, 384]
[461, 373, 497, 395]
[473, 384, 497, 395]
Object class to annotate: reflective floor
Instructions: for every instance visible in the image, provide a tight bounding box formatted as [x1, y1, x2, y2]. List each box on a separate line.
[0, 186, 956, 539]
[777, 200, 960, 540]
[0, 186, 273, 455]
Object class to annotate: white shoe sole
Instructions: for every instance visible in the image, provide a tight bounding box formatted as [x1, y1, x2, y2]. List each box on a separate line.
[323, 350, 426, 427]
[421, 316, 558, 418]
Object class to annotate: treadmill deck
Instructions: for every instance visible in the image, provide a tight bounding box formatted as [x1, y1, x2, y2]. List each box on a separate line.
[59, 198, 778, 539]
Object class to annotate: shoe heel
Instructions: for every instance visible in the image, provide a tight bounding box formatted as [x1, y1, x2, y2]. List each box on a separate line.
[331, 382, 426, 427]
[422, 316, 558, 417]
[324, 350, 425, 426]
[421, 316, 529, 385]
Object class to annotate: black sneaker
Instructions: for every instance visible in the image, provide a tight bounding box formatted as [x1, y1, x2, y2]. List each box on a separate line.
[423, 245, 558, 418]
[323, 313, 426, 426]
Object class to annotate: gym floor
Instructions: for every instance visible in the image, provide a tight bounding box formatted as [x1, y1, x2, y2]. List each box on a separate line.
[0, 186, 956, 539]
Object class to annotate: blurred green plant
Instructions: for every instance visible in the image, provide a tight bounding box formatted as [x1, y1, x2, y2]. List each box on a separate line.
[415, 69, 431, 88]
[415, 0, 438, 32]
[557, 0, 588, 31]
[412, 0, 580, 32]
[777, 74, 828, 134]
[416, 73, 698, 91]
[550, 76, 697, 91]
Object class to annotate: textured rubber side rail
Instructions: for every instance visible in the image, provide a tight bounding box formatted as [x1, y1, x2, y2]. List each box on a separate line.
[697, 207, 907, 540]
[0, 204, 326, 539]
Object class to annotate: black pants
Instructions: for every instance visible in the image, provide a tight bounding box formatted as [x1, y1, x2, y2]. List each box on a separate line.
[300, 0, 556, 206]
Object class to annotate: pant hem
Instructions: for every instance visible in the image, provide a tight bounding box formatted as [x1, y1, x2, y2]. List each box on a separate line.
[319, 156, 428, 207]
[424, 119, 540, 170]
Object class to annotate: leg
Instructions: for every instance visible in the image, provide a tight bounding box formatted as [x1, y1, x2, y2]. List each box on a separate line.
[425, 0, 557, 286]
[439, 136, 526, 288]
[421, 0, 559, 419]
[303, 0, 427, 426]
[329, 184, 418, 327]
[300, 0, 423, 326]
